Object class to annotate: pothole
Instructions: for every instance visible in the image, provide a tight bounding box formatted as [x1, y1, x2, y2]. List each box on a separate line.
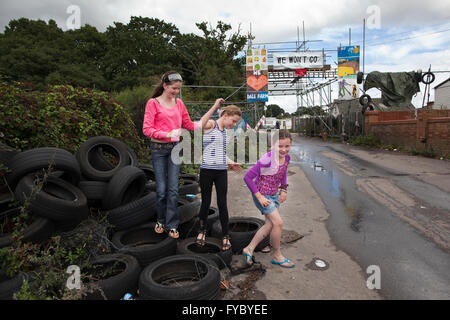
[305, 258, 329, 271]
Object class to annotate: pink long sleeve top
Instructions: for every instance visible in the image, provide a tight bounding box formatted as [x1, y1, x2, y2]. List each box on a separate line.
[142, 98, 199, 142]
[244, 151, 290, 195]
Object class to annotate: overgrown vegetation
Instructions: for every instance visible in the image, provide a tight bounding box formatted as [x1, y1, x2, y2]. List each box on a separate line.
[0, 167, 116, 300]
[0, 81, 148, 161]
[349, 135, 380, 147]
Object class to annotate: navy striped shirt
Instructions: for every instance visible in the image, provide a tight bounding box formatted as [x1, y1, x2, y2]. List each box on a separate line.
[201, 121, 229, 170]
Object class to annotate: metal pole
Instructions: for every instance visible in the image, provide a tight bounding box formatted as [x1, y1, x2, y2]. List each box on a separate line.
[363, 19, 366, 77]
[349, 27, 351, 46]
[303, 21, 306, 52]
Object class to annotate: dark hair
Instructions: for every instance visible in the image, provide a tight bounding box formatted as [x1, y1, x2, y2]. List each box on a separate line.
[151, 71, 182, 98]
[272, 129, 292, 144]
[278, 129, 292, 141]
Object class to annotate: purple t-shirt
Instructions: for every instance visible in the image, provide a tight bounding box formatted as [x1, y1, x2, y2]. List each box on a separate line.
[244, 151, 290, 195]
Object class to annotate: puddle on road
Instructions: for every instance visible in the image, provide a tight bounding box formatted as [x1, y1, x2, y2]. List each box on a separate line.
[290, 145, 364, 233]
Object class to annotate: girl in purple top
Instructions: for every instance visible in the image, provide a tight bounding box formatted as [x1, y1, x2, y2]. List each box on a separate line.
[242, 129, 294, 268]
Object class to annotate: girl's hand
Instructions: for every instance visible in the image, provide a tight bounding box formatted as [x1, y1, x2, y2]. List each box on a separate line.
[229, 164, 242, 172]
[279, 190, 287, 203]
[214, 98, 225, 108]
[228, 162, 242, 172]
[257, 194, 271, 207]
[166, 129, 181, 139]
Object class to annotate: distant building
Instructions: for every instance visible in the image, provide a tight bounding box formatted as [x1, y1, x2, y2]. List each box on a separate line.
[264, 117, 277, 129]
[277, 118, 292, 130]
[433, 77, 450, 109]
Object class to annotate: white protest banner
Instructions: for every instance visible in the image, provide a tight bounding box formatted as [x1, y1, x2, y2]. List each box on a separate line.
[272, 51, 324, 70]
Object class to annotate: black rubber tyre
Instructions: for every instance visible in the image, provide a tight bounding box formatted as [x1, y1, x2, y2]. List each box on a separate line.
[105, 192, 157, 230]
[421, 72, 435, 84]
[75, 136, 131, 182]
[179, 179, 200, 195]
[0, 142, 18, 169]
[6, 147, 81, 189]
[178, 217, 198, 239]
[0, 207, 54, 248]
[14, 175, 89, 222]
[0, 193, 14, 213]
[90, 143, 139, 170]
[138, 254, 221, 300]
[361, 105, 368, 114]
[138, 164, 155, 181]
[140, 164, 201, 194]
[211, 217, 270, 254]
[178, 198, 201, 225]
[78, 181, 107, 204]
[179, 207, 219, 238]
[359, 94, 372, 106]
[83, 253, 141, 300]
[177, 237, 232, 269]
[0, 270, 29, 300]
[102, 166, 147, 210]
[111, 222, 177, 268]
[180, 173, 199, 182]
[357, 71, 364, 84]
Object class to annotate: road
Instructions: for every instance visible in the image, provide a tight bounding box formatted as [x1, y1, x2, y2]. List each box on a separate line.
[220, 135, 450, 300]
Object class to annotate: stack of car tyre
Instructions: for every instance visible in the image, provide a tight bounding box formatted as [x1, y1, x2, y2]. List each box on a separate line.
[1, 136, 271, 300]
[0, 136, 220, 300]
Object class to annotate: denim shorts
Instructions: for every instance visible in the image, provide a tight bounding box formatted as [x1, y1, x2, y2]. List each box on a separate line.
[252, 194, 280, 215]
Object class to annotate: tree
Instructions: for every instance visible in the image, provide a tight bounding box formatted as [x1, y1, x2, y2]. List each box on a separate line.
[265, 104, 285, 118]
[295, 106, 326, 116]
[0, 18, 65, 90]
[173, 21, 247, 101]
[102, 16, 181, 91]
[0, 19, 108, 90]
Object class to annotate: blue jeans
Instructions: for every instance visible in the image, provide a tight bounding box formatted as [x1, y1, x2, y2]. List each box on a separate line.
[252, 194, 280, 215]
[150, 144, 181, 229]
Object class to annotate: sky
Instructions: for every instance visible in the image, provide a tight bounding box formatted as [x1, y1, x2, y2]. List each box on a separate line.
[1, 0, 450, 112]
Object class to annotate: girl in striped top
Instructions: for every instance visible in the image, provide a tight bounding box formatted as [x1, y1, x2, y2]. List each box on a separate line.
[196, 105, 242, 251]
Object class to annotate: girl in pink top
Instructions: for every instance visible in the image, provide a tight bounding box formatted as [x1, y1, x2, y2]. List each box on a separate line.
[242, 129, 294, 268]
[142, 70, 223, 239]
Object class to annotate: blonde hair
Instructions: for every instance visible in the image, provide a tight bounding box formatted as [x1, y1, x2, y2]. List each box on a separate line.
[219, 105, 242, 117]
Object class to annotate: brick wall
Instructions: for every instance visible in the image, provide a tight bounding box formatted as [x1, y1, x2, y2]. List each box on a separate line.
[365, 110, 450, 156]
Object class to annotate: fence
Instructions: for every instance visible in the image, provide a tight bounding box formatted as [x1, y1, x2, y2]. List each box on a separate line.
[293, 112, 364, 139]
[365, 109, 450, 156]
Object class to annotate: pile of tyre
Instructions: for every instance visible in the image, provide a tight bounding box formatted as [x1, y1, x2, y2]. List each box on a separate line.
[0, 136, 235, 300]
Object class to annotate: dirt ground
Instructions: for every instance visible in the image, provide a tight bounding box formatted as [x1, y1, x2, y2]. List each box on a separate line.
[210, 152, 382, 300]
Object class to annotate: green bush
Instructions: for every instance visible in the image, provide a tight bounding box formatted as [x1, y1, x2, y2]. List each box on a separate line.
[113, 85, 152, 142]
[0, 81, 148, 161]
[349, 135, 380, 147]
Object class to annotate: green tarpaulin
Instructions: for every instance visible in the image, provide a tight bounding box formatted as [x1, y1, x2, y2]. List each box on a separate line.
[363, 71, 421, 108]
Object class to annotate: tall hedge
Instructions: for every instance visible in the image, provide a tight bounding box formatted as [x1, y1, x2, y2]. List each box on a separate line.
[0, 81, 148, 160]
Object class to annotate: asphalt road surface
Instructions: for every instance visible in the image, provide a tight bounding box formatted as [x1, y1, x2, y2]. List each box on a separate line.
[289, 136, 450, 299]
